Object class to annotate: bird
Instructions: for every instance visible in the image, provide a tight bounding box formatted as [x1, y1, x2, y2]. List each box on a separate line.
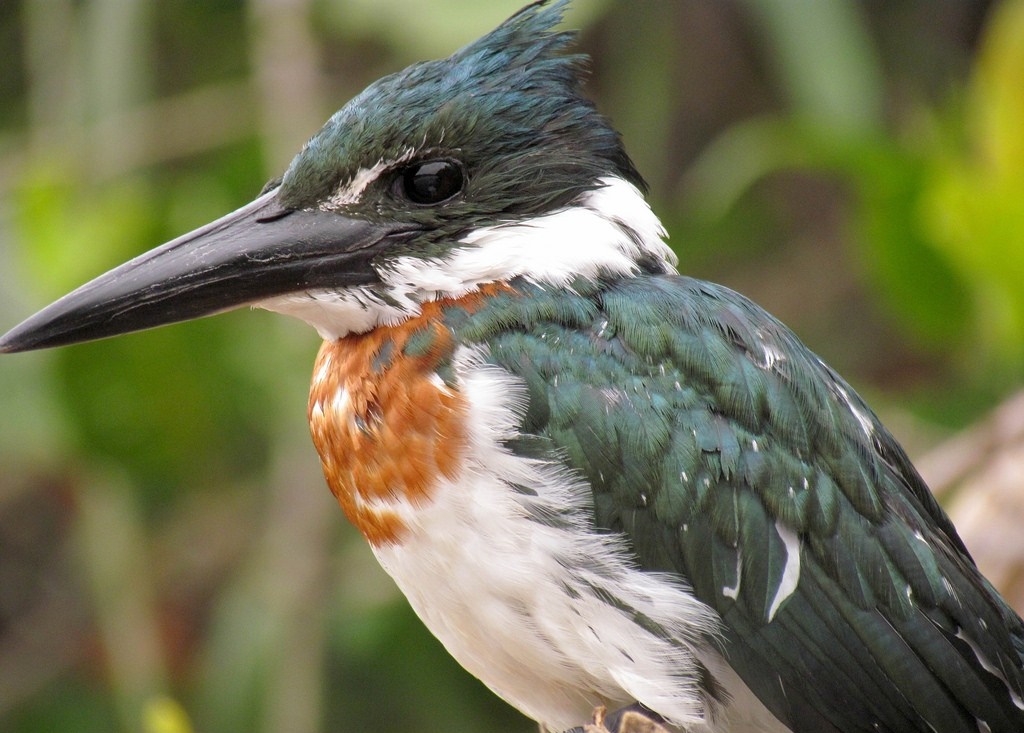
[2, 2, 1024, 731]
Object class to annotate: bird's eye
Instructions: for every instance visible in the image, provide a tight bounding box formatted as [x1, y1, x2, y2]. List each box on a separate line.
[397, 160, 464, 205]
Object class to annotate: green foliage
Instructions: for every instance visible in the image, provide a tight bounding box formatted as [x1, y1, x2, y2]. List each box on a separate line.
[688, 0, 1024, 382]
[13, 165, 158, 298]
[919, 0, 1024, 373]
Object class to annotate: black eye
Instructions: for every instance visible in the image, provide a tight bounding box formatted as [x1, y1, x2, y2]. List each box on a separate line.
[398, 160, 464, 205]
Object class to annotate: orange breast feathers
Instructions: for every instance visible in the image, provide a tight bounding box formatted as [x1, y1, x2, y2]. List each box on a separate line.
[307, 289, 505, 546]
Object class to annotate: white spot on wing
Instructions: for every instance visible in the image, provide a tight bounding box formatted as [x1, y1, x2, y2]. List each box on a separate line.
[767, 521, 801, 622]
[722, 551, 743, 600]
[955, 627, 1024, 711]
[754, 330, 786, 370]
[834, 384, 875, 439]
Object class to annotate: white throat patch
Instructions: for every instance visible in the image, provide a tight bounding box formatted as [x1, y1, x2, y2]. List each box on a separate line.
[257, 176, 676, 340]
[383, 176, 674, 296]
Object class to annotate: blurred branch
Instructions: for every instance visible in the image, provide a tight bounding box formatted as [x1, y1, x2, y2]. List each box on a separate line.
[194, 440, 333, 733]
[918, 390, 1024, 497]
[88, 82, 258, 180]
[0, 82, 258, 192]
[23, 0, 84, 155]
[77, 469, 170, 732]
[0, 476, 88, 715]
[247, 0, 328, 174]
[917, 390, 1024, 613]
[81, 0, 153, 178]
[0, 572, 86, 714]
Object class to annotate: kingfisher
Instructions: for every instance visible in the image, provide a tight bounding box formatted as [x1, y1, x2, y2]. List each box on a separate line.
[3, 3, 1024, 732]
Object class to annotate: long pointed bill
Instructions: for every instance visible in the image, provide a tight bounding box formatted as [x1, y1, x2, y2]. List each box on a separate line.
[0, 189, 418, 353]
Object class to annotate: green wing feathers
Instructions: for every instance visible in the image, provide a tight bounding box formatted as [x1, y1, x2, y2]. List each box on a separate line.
[460, 274, 1024, 732]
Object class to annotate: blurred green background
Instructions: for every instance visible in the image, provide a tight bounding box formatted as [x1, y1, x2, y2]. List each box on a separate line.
[1, 1, 1023, 732]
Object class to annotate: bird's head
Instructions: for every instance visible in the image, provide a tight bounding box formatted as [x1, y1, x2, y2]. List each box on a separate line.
[0, 0, 673, 352]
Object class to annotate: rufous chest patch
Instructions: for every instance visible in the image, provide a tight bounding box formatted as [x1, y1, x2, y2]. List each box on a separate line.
[307, 287, 505, 546]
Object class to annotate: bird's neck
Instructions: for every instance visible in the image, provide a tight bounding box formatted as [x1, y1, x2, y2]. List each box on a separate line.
[306, 283, 512, 545]
[260, 176, 674, 341]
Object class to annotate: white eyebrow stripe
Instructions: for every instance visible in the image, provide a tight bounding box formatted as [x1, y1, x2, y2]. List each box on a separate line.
[322, 148, 417, 209]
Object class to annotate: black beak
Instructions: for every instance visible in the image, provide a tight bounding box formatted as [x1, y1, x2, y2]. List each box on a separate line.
[0, 189, 417, 353]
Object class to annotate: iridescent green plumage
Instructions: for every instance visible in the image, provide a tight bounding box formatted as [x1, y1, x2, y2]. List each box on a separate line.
[427, 273, 1024, 733]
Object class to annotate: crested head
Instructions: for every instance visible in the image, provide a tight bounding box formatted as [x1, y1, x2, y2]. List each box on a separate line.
[258, 0, 676, 339]
[279, 0, 643, 217]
